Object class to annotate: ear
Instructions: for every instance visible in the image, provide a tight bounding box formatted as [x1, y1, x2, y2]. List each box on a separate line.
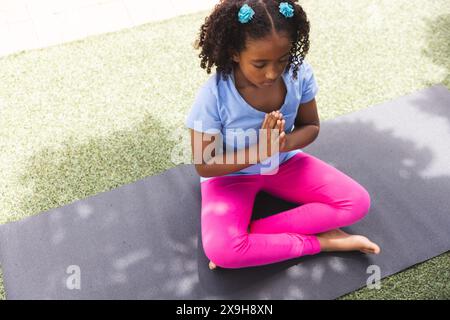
[229, 50, 240, 63]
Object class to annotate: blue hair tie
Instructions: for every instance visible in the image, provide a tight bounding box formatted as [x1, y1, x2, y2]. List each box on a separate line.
[238, 2, 294, 24]
[279, 2, 294, 18]
[238, 4, 255, 24]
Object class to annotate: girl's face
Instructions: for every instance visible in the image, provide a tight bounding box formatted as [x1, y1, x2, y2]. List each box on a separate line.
[232, 32, 293, 89]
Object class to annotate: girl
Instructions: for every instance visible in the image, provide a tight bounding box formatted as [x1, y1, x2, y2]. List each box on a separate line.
[185, 0, 380, 270]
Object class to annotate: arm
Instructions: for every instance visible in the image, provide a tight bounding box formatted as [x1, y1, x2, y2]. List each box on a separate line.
[284, 98, 320, 151]
[191, 129, 266, 178]
[200, 143, 262, 177]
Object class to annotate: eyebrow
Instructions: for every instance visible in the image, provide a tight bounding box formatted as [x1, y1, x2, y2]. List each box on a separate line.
[251, 52, 290, 62]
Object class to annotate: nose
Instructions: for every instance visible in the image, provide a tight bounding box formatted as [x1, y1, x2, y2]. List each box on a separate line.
[265, 72, 277, 81]
[265, 66, 280, 81]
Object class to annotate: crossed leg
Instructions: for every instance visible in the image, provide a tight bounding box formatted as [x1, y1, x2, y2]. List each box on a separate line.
[249, 152, 372, 235]
[200, 173, 320, 269]
[202, 152, 376, 270]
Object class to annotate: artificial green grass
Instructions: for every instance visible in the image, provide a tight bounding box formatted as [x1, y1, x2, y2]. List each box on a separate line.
[0, 0, 449, 300]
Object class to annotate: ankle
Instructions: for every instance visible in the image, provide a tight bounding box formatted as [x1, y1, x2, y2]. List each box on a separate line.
[316, 235, 329, 252]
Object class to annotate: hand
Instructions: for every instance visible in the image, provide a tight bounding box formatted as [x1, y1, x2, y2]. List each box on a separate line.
[260, 110, 288, 159]
[276, 115, 288, 153]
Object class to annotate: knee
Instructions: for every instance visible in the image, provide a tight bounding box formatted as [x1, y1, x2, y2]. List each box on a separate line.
[348, 186, 371, 222]
[202, 232, 246, 269]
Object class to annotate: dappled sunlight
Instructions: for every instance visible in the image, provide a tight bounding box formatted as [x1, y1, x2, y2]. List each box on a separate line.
[328, 256, 348, 274]
[76, 203, 94, 220]
[202, 202, 230, 216]
[113, 249, 151, 271]
[311, 264, 325, 284]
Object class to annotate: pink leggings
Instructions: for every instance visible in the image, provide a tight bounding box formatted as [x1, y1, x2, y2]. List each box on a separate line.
[200, 152, 371, 269]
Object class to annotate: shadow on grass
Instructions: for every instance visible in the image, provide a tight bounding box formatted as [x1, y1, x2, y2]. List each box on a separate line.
[14, 114, 176, 218]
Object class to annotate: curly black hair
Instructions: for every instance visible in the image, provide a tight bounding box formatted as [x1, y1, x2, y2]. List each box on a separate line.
[193, 0, 311, 81]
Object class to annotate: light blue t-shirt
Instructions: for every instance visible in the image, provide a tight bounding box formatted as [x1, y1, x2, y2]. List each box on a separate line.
[185, 60, 319, 183]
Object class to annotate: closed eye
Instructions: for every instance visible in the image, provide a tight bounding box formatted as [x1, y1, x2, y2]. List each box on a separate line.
[254, 59, 290, 69]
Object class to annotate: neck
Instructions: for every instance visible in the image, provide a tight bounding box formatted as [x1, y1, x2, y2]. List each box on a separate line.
[233, 64, 258, 90]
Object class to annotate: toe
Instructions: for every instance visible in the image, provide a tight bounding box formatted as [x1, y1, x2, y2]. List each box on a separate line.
[209, 261, 217, 270]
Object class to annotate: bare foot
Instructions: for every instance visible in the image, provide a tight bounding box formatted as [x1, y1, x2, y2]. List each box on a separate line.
[209, 261, 217, 270]
[316, 229, 381, 254]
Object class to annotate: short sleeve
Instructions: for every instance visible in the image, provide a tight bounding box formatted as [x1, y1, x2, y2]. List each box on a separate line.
[299, 60, 319, 104]
[185, 84, 222, 134]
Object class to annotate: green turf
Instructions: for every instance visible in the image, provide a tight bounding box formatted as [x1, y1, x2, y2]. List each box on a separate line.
[0, 0, 449, 300]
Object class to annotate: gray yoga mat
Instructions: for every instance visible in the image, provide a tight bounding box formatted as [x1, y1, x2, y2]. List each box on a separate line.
[0, 84, 449, 299]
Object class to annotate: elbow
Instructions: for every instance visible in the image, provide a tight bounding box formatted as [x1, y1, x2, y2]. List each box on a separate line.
[311, 121, 320, 131]
[195, 164, 211, 178]
[195, 164, 204, 176]
[310, 123, 320, 138]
